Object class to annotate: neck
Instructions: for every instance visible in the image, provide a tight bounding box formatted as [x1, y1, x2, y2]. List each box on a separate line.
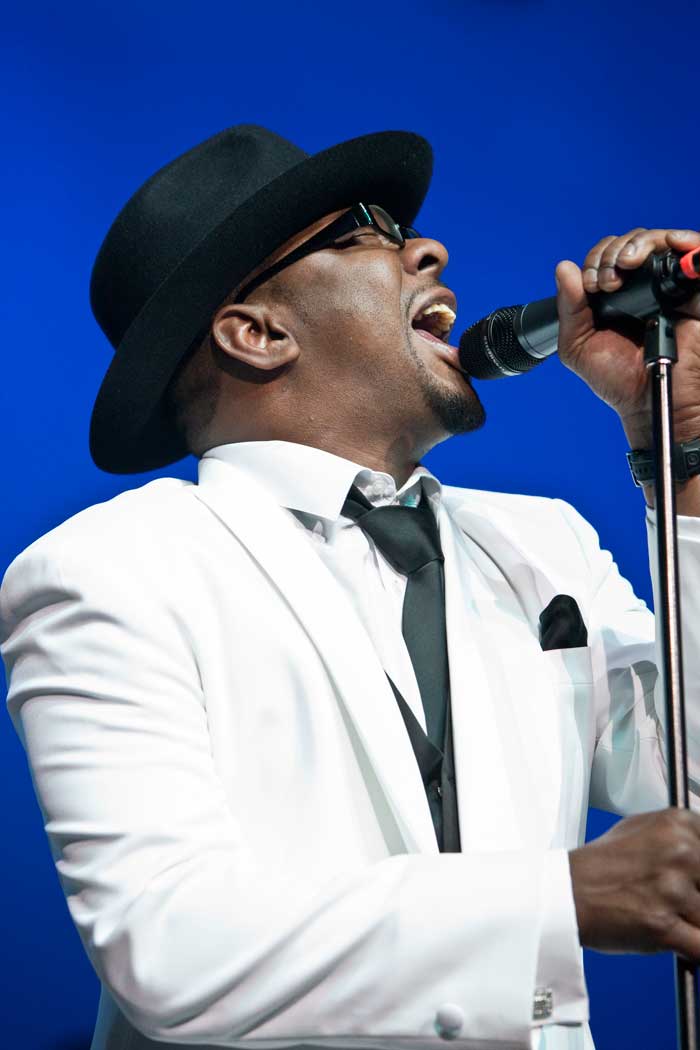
[204, 360, 456, 485]
[205, 426, 432, 489]
[204, 398, 443, 488]
[282, 416, 437, 487]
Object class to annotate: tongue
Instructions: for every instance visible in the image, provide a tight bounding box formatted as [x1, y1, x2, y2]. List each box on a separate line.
[414, 327, 445, 345]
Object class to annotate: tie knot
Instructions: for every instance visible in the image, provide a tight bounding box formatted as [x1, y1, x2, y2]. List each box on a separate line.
[341, 484, 443, 575]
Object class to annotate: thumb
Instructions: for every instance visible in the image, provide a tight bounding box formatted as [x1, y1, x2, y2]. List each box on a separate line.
[555, 259, 593, 354]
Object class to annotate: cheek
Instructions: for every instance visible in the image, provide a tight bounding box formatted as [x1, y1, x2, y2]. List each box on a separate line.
[307, 255, 403, 339]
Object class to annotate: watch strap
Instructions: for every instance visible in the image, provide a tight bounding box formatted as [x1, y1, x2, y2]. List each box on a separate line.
[626, 435, 700, 487]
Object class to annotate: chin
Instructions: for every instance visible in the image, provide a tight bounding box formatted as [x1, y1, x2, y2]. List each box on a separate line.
[420, 365, 486, 437]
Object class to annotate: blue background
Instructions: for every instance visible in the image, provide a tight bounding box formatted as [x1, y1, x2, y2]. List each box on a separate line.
[3, 2, 698, 1047]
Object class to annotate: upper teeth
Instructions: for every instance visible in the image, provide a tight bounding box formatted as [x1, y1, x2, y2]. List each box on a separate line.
[416, 302, 456, 332]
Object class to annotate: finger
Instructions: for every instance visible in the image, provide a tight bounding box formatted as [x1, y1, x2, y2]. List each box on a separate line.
[555, 259, 592, 351]
[591, 228, 700, 293]
[613, 229, 700, 281]
[667, 229, 700, 251]
[597, 228, 655, 290]
[582, 235, 619, 293]
[612, 228, 700, 278]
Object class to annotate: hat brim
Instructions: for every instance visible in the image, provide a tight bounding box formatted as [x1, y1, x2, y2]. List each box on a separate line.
[89, 129, 433, 475]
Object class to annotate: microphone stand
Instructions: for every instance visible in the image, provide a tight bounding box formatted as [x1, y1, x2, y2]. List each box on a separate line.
[644, 310, 698, 1050]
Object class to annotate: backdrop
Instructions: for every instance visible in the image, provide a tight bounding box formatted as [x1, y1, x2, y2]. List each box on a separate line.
[3, 2, 698, 1047]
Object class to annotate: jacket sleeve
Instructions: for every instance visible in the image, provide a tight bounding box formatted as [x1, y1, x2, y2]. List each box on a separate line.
[1, 533, 559, 1050]
[551, 498, 700, 817]
[644, 509, 700, 808]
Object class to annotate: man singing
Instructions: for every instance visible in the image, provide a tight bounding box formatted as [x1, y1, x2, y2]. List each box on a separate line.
[3, 124, 700, 1050]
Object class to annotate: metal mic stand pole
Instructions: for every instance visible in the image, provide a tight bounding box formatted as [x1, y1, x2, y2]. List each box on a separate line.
[645, 310, 699, 1050]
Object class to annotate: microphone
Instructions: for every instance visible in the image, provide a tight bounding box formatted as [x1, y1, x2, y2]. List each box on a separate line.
[458, 246, 700, 379]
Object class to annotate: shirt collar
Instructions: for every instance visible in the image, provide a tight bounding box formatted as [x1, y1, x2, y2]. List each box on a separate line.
[200, 440, 443, 520]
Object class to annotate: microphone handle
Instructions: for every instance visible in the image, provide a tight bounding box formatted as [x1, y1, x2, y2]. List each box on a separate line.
[513, 297, 559, 361]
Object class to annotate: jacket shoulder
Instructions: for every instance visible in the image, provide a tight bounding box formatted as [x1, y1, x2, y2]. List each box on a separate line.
[441, 483, 556, 510]
[1, 477, 196, 595]
[441, 483, 577, 524]
[441, 483, 606, 573]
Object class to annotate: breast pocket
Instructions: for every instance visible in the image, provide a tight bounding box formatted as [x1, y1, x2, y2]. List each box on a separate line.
[542, 644, 594, 685]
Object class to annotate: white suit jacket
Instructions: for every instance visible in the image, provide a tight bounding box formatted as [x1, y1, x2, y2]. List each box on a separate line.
[2, 449, 700, 1050]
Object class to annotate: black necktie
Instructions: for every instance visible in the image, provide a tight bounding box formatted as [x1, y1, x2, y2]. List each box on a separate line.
[341, 483, 449, 750]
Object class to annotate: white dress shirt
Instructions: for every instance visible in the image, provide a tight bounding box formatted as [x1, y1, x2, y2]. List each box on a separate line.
[201, 439, 587, 1045]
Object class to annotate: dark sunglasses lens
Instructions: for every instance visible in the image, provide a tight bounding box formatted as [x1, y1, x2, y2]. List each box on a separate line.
[368, 205, 401, 239]
[367, 206, 421, 243]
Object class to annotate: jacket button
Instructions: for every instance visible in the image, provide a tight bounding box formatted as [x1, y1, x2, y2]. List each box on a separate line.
[435, 1003, 464, 1039]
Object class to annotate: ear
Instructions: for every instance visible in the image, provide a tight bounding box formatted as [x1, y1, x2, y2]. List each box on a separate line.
[211, 304, 300, 371]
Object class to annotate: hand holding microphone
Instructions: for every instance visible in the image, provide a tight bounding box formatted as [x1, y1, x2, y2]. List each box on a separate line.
[458, 227, 700, 453]
[459, 236, 700, 379]
[459, 234, 700, 377]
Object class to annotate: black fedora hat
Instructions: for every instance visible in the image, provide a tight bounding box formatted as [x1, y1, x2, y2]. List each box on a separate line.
[89, 123, 433, 475]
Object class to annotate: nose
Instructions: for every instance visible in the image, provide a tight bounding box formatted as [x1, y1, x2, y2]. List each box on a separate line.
[401, 235, 449, 279]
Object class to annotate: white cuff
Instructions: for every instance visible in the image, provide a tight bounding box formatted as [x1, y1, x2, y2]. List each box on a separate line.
[532, 850, 589, 1028]
[645, 503, 700, 813]
[646, 506, 700, 540]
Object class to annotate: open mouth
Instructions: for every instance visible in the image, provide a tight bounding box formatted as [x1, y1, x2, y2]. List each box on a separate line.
[410, 297, 464, 371]
[411, 301, 457, 344]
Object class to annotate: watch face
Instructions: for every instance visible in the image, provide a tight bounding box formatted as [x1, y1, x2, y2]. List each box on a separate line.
[682, 438, 700, 479]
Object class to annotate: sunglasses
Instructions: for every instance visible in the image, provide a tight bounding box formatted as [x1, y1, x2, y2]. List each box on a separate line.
[235, 203, 421, 303]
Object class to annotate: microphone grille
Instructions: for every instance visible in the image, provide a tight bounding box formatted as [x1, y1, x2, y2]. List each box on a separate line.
[459, 305, 535, 379]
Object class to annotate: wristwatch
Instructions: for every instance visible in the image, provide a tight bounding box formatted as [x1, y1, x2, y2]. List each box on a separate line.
[626, 435, 700, 487]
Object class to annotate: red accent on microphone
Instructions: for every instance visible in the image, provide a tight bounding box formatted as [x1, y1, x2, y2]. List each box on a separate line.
[680, 247, 700, 280]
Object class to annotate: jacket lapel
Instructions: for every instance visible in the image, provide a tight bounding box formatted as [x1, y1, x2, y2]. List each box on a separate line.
[194, 456, 438, 855]
[439, 494, 563, 851]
